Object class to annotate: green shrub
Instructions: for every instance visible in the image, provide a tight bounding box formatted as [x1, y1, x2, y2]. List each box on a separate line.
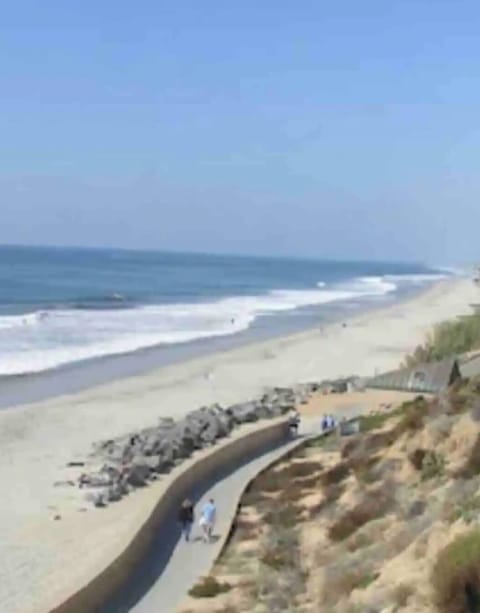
[409, 448, 428, 470]
[421, 451, 445, 481]
[360, 412, 393, 432]
[404, 312, 480, 367]
[189, 576, 232, 598]
[432, 529, 480, 612]
[396, 397, 429, 434]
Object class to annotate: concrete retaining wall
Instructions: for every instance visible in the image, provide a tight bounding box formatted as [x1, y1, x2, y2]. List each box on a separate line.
[49, 418, 289, 613]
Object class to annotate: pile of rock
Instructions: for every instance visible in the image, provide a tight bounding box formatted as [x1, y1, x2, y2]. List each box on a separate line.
[74, 378, 356, 508]
[78, 385, 313, 507]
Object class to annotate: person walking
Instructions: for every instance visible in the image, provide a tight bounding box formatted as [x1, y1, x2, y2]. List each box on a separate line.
[288, 408, 300, 437]
[178, 498, 195, 542]
[199, 498, 217, 543]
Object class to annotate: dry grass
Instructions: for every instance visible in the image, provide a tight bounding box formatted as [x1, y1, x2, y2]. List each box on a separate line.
[321, 557, 379, 606]
[391, 583, 414, 608]
[456, 434, 480, 479]
[263, 502, 304, 528]
[449, 494, 480, 525]
[432, 529, 480, 613]
[346, 532, 372, 552]
[307, 483, 345, 519]
[232, 516, 259, 542]
[420, 450, 445, 481]
[328, 486, 392, 542]
[321, 461, 351, 486]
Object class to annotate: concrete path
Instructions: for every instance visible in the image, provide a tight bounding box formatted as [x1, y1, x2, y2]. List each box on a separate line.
[103, 406, 363, 613]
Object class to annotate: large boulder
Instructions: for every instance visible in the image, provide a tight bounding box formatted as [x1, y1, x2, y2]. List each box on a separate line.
[126, 462, 151, 487]
[228, 401, 261, 424]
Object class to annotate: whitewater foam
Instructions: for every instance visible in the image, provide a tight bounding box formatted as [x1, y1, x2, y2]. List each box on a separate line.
[0, 272, 445, 376]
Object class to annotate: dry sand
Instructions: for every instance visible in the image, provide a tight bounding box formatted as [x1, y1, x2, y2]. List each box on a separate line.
[0, 277, 478, 612]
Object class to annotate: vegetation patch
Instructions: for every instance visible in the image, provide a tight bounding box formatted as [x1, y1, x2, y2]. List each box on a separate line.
[322, 560, 379, 606]
[391, 583, 414, 608]
[263, 502, 303, 528]
[450, 494, 480, 525]
[421, 451, 445, 481]
[189, 576, 232, 598]
[352, 455, 381, 484]
[456, 435, 480, 479]
[409, 448, 428, 471]
[321, 461, 352, 486]
[346, 532, 372, 552]
[395, 397, 429, 434]
[432, 529, 480, 613]
[404, 313, 480, 366]
[232, 516, 259, 541]
[359, 412, 394, 432]
[328, 487, 392, 542]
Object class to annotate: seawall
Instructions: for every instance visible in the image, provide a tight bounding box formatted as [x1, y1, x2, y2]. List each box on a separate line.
[49, 417, 290, 613]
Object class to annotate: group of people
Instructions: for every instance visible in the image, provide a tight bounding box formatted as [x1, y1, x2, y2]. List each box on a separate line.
[321, 414, 337, 431]
[177, 497, 217, 543]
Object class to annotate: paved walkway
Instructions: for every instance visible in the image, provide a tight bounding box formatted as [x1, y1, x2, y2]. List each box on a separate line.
[103, 406, 363, 613]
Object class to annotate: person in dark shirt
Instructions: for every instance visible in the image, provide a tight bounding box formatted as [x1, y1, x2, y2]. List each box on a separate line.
[178, 498, 195, 542]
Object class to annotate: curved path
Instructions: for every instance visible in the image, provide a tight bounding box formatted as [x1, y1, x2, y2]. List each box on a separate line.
[103, 407, 362, 613]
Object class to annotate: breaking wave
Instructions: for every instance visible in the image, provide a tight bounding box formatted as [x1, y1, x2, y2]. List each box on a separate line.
[0, 272, 448, 376]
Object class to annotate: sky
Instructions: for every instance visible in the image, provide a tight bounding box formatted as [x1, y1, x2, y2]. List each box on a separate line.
[1, 1, 480, 264]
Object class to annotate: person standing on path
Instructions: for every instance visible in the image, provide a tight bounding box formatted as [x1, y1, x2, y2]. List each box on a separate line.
[288, 408, 300, 437]
[199, 498, 216, 543]
[178, 498, 195, 542]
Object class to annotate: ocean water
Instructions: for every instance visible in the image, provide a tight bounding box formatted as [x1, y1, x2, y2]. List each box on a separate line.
[0, 245, 448, 378]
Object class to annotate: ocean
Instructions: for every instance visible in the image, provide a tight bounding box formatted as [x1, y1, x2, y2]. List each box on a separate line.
[0, 245, 449, 381]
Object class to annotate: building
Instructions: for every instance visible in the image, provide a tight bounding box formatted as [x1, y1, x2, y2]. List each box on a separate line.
[366, 357, 461, 395]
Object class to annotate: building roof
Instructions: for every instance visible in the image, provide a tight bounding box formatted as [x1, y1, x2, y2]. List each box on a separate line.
[366, 357, 460, 394]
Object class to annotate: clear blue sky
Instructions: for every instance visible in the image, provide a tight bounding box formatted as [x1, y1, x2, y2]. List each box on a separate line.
[1, 1, 479, 264]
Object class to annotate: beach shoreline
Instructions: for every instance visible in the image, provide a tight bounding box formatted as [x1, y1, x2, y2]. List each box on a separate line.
[0, 276, 478, 613]
[0, 277, 434, 411]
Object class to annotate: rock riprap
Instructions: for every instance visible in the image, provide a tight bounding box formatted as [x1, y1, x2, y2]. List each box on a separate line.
[74, 379, 357, 507]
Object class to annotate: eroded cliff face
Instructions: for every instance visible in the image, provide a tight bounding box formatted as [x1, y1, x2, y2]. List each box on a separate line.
[181, 378, 480, 613]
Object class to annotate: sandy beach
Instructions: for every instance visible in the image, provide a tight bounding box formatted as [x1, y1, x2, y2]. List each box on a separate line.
[0, 277, 478, 613]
